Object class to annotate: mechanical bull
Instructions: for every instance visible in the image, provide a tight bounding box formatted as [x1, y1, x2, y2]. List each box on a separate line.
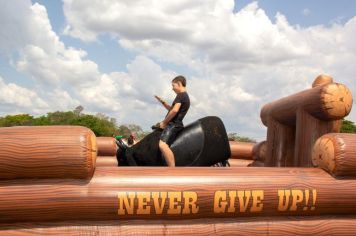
[116, 116, 231, 166]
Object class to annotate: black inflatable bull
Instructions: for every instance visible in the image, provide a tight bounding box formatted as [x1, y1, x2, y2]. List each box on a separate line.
[116, 116, 231, 166]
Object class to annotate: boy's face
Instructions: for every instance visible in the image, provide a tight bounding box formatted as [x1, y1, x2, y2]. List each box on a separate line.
[172, 82, 181, 93]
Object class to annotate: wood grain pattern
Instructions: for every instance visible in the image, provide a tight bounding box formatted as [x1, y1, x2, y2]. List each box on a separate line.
[97, 137, 117, 156]
[248, 161, 265, 167]
[312, 133, 356, 177]
[252, 141, 267, 162]
[0, 126, 97, 180]
[261, 76, 351, 167]
[260, 82, 352, 126]
[294, 109, 341, 167]
[1, 167, 356, 222]
[265, 118, 295, 167]
[312, 74, 333, 88]
[96, 156, 118, 167]
[322, 83, 353, 119]
[311, 75, 343, 146]
[1, 216, 356, 236]
[97, 156, 251, 168]
[330, 119, 343, 132]
[228, 159, 253, 167]
[229, 141, 255, 160]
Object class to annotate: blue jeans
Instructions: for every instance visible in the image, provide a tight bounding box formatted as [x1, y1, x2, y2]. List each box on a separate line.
[159, 123, 183, 146]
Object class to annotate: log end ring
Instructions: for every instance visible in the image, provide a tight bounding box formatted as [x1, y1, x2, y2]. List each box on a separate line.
[312, 136, 336, 173]
[321, 83, 353, 119]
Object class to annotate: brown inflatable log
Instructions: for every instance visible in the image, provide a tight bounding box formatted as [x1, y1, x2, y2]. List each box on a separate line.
[265, 119, 295, 167]
[260, 82, 352, 126]
[252, 141, 267, 162]
[312, 74, 333, 88]
[96, 156, 118, 167]
[293, 109, 343, 167]
[97, 137, 117, 156]
[228, 159, 253, 167]
[229, 141, 255, 159]
[248, 161, 265, 167]
[262, 77, 352, 167]
[312, 133, 356, 177]
[2, 167, 356, 222]
[293, 75, 341, 167]
[311, 75, 342, 135]
[331, 119, 343, 132]
[1, 216, 356, 235]
[0, 126, 97, 180]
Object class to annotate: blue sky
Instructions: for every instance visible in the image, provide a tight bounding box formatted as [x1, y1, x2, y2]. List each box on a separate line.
[1, 0, 356, 141]
[235, 0, 356, 26]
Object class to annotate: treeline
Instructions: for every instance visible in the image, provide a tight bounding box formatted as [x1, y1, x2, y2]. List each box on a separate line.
[228, 133, 256, 143]
[340, 119, 356, 133]
[0, 106, 148, 139]
[1, 106, 355, 141]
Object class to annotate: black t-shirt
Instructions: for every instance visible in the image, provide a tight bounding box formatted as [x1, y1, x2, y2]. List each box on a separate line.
[167, 92, 190, 126]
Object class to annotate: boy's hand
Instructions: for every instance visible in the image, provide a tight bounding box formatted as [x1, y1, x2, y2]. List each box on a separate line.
[154, 95, 163, 103]
[159, 121, 167, 129]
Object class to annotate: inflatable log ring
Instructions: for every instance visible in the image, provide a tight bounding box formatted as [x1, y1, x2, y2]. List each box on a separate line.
[229, 141, 255, 160]
[2, 167, 356, 222]
[312, 133, 356, 177]
[252, 141, 267, 162]
[2, 216, 356, 235]
[96, 156, 118, 167]
[117, 116, 231, 166]
[228, 159, 253, 167]
[0, 126, 97, 179]
[97, 137, 117, 156]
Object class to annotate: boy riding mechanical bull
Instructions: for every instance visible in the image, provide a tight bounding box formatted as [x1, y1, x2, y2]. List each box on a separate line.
[116, 76, 231, 167]
[155, 75, 190, 167]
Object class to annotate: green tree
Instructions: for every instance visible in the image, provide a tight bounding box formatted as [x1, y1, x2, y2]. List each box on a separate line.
[0, 114, 34, 127]
[73, 105, 84, 117]
[116, 125, 132, 138]
[32, 115, 50, 126]
[46, 111, 76, 125]
[228, 132, 256, 143]
[127, 124, 146, 139]
[70, 114, 117, 137]
[341, 119, 356, 133]
[0, 107, 148, 138]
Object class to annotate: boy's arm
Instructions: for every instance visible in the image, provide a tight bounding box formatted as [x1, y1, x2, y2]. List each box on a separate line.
[155, 95, 171, 111]
[162, 101, 171, 111]
[160, 103, 181, 128]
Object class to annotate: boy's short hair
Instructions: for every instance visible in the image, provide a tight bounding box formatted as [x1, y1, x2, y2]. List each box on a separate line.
[172, 75, 186, 87]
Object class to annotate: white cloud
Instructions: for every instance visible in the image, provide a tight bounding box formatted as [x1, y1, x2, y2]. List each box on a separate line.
[63, 1, 310, 68]
[0, 1, 115, 117]
[89, 56, 177, 128]
[0, 76, 48, 114]
[13, 3, 100, 87]
[0, 1, 179, 128]
[49, 89, 80, 111]
[62, 0, 356, 139]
